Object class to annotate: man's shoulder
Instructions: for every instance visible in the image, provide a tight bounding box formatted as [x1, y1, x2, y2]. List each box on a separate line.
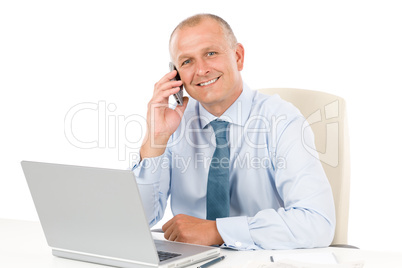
[250, 90, 303, 120]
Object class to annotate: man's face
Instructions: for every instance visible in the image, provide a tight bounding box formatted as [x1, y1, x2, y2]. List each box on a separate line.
[170, 19, 244, 114]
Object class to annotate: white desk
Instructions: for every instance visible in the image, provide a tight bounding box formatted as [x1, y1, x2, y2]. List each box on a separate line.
[1, 219, 401, 268]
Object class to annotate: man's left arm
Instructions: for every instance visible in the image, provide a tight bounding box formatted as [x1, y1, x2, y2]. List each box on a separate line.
[216, 116, 336, 250]
[162, 116, 336, 249]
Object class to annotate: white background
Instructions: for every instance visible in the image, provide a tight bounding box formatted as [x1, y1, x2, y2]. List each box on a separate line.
[1, 0, 401, 252]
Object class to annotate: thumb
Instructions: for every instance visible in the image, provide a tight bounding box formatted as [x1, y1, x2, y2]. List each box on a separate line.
[174, 96, 189, 117]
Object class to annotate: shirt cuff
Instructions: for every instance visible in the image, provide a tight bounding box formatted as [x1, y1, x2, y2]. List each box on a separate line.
[216, 216, 259, 250]
[132, 154, 167, 184]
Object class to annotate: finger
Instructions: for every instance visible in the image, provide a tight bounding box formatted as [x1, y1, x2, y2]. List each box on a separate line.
[162, 217, 173, 232]
[150, 86, 184, 107]
[158, 85, 183, 99]
[163, 224, 172, 241]
[155, 70, 178, 84]
[153, 81, 183, 99]
[168, 229, 178, 241]
[154, 71, 182, 90]
[174, 96, 189, 115]
[164, 69, 179, 82]
[163, 224, 178, 241]
[160, 80, 183, 90]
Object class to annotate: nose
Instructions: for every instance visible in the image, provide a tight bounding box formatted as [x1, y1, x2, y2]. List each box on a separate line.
[195, 59, 210, 76]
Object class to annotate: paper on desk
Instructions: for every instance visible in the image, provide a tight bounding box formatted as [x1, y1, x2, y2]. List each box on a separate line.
[242, 260, 364, 268]
[271, 252, 338, 264]
[151, 229, 166, 241]
[235, 252, 364, 268]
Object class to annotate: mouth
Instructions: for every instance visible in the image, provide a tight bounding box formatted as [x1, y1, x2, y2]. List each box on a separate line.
[197, 76, 220, 87]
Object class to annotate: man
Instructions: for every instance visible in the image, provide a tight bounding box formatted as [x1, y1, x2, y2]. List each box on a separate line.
[133, 14, 335, 250]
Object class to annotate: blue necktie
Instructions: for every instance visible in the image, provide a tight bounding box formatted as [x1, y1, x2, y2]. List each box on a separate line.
[206, 120, 230, 220]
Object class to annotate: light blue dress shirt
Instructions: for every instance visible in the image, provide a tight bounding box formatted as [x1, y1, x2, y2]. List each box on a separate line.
[133, 83, 335, 250]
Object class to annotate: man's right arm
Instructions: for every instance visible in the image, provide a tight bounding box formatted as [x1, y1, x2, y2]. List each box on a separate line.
[133, 70, 188, 226]
[133, 147, 172, 227]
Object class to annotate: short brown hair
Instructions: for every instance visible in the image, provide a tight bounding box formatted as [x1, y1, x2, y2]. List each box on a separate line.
[169, 13, 238, 48]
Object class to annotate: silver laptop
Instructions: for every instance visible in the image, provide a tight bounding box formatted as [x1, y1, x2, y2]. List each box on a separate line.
[21, 161, 220, 268]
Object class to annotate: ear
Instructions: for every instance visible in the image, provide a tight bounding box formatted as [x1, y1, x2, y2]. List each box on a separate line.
[234, 43, 245, 71]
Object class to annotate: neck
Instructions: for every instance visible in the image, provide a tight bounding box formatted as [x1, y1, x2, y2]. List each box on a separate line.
[202, 86, 243, 117]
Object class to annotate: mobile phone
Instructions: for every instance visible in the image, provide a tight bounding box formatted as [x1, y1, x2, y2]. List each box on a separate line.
[169, 62, 183, 106]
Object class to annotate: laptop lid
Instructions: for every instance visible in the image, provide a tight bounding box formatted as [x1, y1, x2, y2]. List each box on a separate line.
[21, 161, 219, 268]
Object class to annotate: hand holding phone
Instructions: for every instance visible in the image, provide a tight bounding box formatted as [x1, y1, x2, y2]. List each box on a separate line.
[169, 62, 183, 106]
[139, 64, 188, 159]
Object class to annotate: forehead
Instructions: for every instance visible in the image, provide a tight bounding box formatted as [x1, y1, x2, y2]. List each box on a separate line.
[170, 19, 229, 61]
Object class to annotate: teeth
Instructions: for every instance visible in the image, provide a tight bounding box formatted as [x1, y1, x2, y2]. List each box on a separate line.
[199, 78, 218, 86]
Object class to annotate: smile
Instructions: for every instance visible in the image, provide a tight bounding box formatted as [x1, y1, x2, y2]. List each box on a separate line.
[198, 77, 219, 87]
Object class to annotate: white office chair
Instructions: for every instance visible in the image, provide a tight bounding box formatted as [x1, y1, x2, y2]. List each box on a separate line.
[258, 88, 351, 246]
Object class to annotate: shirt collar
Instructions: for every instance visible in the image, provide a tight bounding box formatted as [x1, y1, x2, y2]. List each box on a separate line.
[199, 82, 253, 129]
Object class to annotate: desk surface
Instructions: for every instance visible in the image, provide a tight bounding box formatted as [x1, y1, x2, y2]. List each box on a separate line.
[1, 219, 401, 268]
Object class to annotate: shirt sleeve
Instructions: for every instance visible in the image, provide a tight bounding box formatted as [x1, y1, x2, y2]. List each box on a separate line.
[132, 148, 172, 227]
[217, 116, 336, 250]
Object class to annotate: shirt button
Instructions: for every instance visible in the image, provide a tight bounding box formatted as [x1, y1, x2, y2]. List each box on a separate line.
[235, 241, 242, 247]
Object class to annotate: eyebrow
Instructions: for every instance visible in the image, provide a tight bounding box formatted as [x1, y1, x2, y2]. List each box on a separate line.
[177, 46, 222, 62]
[177, 54, 192, 62]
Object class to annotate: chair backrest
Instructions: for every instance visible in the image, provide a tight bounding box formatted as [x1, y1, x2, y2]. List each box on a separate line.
[258, 88, 350, 245]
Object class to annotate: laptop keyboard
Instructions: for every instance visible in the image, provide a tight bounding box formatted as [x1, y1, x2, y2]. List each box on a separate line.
[157, 250, 181, 262]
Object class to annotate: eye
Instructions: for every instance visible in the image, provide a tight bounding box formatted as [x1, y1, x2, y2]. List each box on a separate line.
[207, 52, 217, 56]
[182, 59, 191, 66]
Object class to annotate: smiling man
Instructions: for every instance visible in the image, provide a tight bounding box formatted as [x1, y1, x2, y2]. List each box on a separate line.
[169, 17, 243, 116]
[133, 14, 336, 250]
